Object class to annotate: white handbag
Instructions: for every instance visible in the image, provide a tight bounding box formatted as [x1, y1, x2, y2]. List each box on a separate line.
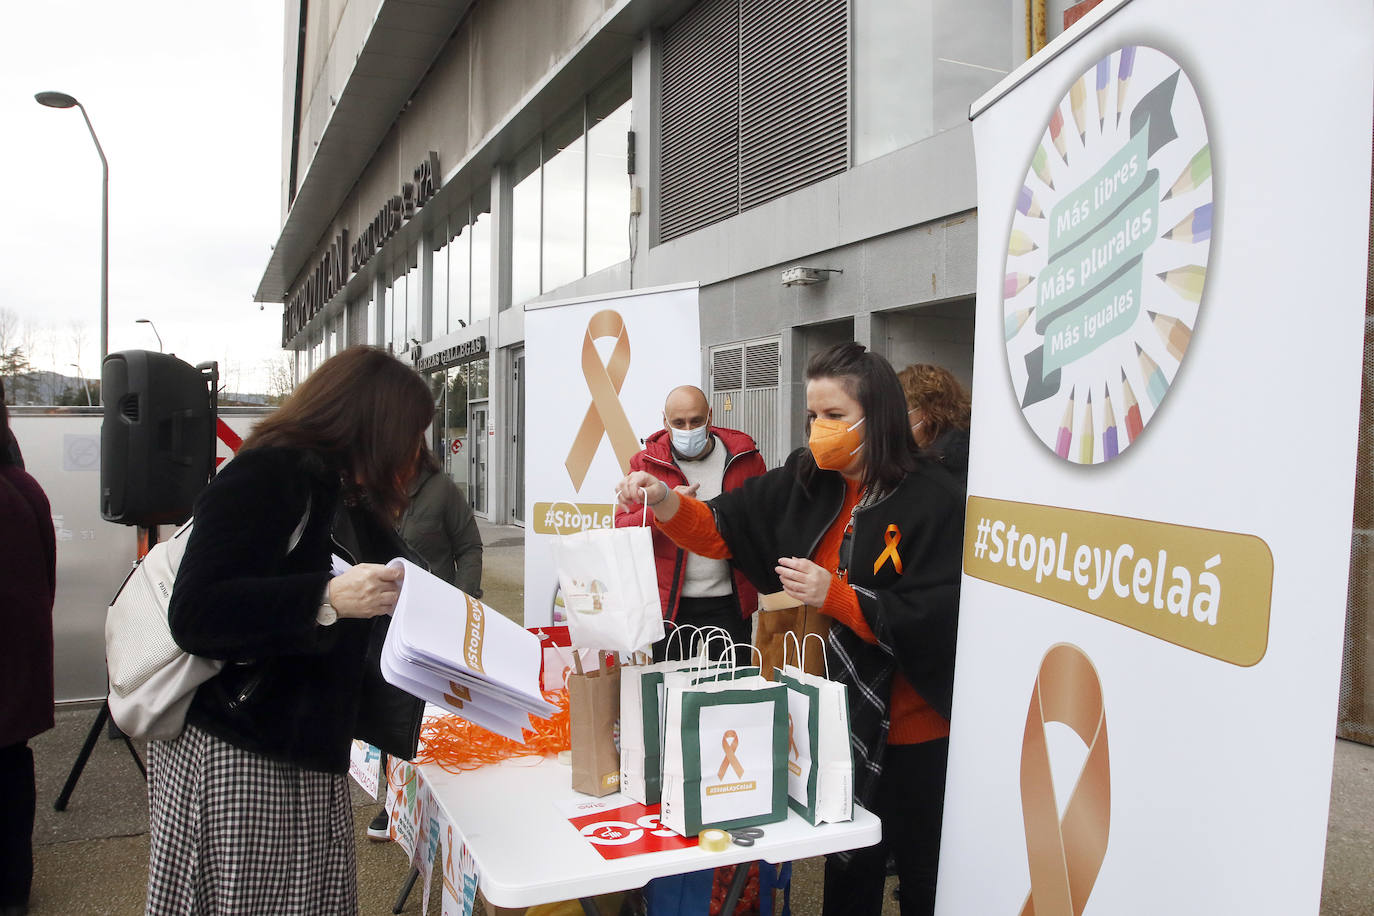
[105, 500, 310, 741]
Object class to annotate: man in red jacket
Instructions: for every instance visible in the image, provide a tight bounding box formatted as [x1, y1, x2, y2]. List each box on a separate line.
[615, 385, 766, 659]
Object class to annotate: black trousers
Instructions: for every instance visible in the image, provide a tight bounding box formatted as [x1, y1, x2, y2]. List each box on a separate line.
[822, 739, 950, 916]
[0, 742, 35, 908]
[654, 594, 751, 664]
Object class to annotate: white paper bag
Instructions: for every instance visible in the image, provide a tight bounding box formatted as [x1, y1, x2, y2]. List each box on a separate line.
[775, 632, 853, 824]
[617, 628, 724, 804]
[659, 677, 789, 836]
[553, 524, 665, 655]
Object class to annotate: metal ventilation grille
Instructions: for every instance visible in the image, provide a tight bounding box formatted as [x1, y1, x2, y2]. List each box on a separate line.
[738, 0, 849, 211]
[659, 0, 849, 242]
[713, 346, 743, 390]
[745, 341, 780, 388]
[660, 0, 740, 243]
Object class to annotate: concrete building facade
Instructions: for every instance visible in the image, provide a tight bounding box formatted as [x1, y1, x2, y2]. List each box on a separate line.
[252, 0, 1100, 525]
[255, 0, 1374, 742]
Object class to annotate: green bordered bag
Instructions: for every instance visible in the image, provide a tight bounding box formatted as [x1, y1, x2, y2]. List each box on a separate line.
[660, 679, 789, 836]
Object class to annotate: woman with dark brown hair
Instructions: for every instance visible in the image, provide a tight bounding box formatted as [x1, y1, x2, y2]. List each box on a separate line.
[616, 343, 964, 916]
[897, 363, 972, 478]
[146, 346, 433, 915]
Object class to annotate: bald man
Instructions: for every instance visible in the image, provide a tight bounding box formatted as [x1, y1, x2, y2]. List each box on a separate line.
[615, 386, 767, 658]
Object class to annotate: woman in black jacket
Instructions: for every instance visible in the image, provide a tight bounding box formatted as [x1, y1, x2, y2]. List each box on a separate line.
[147, 346, 433, 915]
[616, 342, 966, 916]
[0, 380, 55, 916]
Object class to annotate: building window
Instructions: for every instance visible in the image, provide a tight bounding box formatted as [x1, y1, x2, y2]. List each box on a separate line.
[853, 0, 1011, 163]
[506, 68, 631, 308]
[511, 142, 542, 307]
[471, 185, 492, 323]
[659, 0, 848, 242]
[586, 69, 633, 275]
[432, 184, 492, 334]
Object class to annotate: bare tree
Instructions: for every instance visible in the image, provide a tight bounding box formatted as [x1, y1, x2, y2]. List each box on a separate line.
[217, 350, 242, 402]
[0, 308, 25, 402]
[264, 355, 295, 405]
[0, 308, 17, 356]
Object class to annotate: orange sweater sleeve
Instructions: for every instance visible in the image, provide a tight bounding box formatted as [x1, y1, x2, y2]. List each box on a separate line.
[820, 575, 877, 644]
[653, 494, 732, 560]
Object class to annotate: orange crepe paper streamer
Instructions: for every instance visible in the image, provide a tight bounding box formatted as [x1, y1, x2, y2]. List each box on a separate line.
[415, 689, 572, 773]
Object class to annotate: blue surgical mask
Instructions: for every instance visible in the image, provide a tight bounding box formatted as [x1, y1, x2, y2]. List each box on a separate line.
[670, 424, 710, 458]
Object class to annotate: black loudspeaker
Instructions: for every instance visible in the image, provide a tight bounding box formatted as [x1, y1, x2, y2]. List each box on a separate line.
[101, 350, 219, 526]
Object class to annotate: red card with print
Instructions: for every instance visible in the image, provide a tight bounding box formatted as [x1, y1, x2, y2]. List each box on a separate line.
[561, 798, 698, 860]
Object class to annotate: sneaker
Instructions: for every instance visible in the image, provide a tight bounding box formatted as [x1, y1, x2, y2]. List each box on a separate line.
[367, 809, 391, 841]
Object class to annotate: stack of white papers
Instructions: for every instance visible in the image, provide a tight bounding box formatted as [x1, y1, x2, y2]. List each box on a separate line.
[379, 558, 557, 741]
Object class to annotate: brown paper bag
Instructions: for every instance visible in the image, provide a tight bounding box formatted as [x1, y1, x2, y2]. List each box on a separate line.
[752, 592, 831, 681]
[569, 650, 622, 796]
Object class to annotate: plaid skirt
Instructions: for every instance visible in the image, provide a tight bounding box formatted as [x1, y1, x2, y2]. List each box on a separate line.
[146, 722, 358, 915]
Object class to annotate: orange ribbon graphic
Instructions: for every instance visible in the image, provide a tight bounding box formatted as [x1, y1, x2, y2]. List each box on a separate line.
[564, 310, 641, 490]
[788, 714, 800, 760]
[873, 524, 904, 575]
[445, 825, 455, 879]
[717, 730, 745, 780]
[1018, 644, 1110, 916]
[443, 680, 471, 708]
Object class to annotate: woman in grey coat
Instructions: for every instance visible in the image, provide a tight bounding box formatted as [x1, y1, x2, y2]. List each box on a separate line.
[398, 447, 483, 596]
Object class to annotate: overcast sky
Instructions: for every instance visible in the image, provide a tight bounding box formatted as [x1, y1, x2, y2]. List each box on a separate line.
[1, 1, 287, 394]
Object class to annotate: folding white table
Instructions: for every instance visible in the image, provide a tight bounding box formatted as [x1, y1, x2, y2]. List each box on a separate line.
[412, 755, 881, 912]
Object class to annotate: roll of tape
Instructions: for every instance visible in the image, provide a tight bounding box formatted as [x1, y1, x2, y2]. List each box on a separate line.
[698, 828, 731, 852]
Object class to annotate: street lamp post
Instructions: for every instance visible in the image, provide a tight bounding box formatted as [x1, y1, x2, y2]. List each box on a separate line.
[35, 91, 108, 395]
[136, 318, 163, 352]
[67, 363, 93, 406]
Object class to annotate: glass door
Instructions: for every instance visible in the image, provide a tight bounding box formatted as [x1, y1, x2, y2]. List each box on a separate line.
[510, 349, 525, 524]
[469, 402, 488, 515]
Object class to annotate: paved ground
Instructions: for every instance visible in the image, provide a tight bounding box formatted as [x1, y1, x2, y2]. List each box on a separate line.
[23, 520, 1373, 914]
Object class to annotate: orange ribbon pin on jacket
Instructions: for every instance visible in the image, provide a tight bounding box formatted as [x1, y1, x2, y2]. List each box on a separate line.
[873, 524, 903, 575]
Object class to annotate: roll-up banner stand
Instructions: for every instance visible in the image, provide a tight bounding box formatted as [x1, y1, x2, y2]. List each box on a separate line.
[523, 284, 702, 628]
[940, 0, 1373, 913]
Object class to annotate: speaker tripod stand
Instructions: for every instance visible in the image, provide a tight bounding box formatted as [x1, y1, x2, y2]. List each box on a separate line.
[53, 524, 158, 812]
[53, 701, 146, 811]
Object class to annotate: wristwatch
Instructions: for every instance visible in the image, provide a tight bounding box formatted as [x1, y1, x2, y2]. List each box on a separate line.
[317, 589, 338, 626]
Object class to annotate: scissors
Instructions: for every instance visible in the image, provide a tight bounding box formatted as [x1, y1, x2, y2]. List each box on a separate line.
[729, 827, 765, 847]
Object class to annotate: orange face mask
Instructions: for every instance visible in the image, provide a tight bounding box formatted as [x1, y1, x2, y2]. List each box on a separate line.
[809, 417, 865, 470]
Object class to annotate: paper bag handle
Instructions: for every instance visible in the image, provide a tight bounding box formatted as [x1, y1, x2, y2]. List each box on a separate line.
[803, 631, 831, 679]
[782, 630, 802, 670]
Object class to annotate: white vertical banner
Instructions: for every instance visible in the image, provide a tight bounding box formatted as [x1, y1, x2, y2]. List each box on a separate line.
[523, 284, 701, 627]
[940, 1, 1373, 914]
